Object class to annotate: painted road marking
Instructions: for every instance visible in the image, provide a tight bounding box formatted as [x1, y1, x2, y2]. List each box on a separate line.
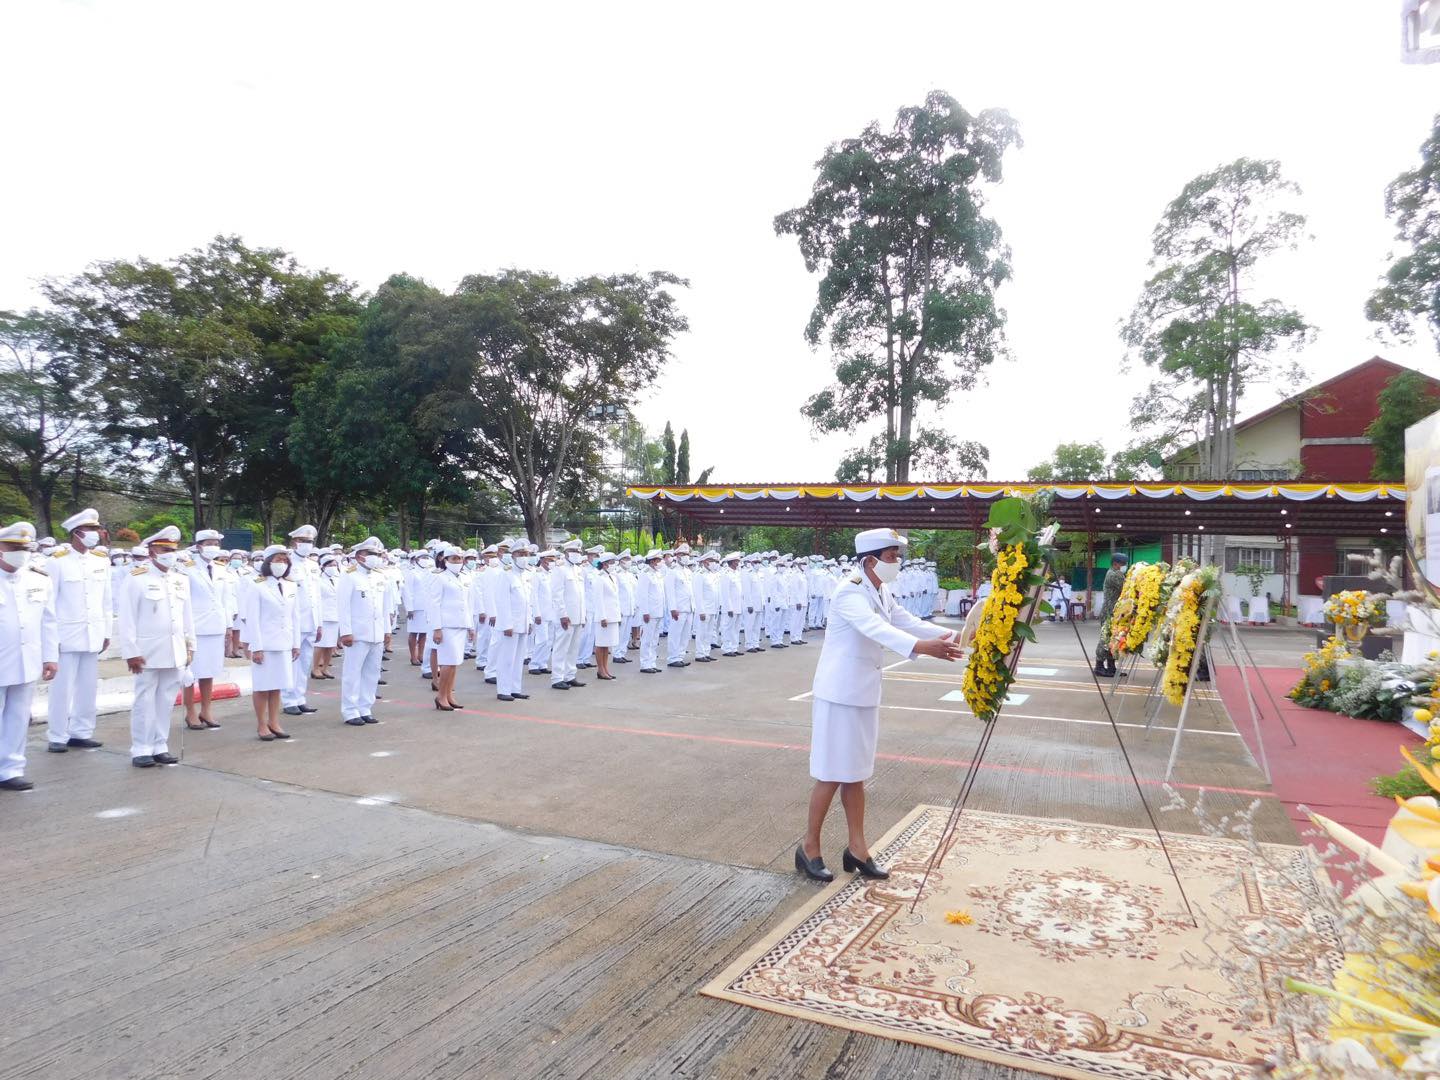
[941, 689, 1028, 705]
[1016, 666, 1058, 676]
[878, 701, 1241, 736]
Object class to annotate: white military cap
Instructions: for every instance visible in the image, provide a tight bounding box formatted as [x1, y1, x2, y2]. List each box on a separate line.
[464, 548, 478, 558]
[644, 549, 663, 561]
[701, 550, 719, 562]
[260, 543, 287, 559]
[93, 544, 109, 556]
[855, 527, 908, 554]
[562, 539, 583, 552]
[141, 525, 182, 548]
[133, 545, 149, 558]
[482, 544, 498, 555]
[585, 544, 604, 555]
[38, 537, 56, 549]
[351, 536, 384, 555]
[288, 524, 318, 540]
[194, 529, 224, 544]
[61, 508, 101, 533]
[618, 548, 632, 559]
[722, 551, 741, 563]
[538, 548, 559, 559]
[598, 551, 617, 565]
[0, 521, 38, 545]
[319, 552, 340, 567]
[496, 537, 513, 549]
[674, 542, 691, 554]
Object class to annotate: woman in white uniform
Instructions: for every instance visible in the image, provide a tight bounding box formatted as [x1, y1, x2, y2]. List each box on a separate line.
[593, 552, 621, 681]
[428, 545, 473, 710]
[311, 552, 341, 679]
[239, 545, 301, 741]
[797, 528, 964, 883]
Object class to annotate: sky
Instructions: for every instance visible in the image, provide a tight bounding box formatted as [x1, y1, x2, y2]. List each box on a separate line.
[2, 1, 1437, 484]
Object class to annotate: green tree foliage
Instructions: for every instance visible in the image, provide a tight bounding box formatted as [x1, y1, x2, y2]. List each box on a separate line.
[835, 430, 988, 482]
[0, 309, 99, 533]
[661, 421, 676, 484]
[776, 91, 1020, 481]
[42, 235, 357, 529]
[1366, 369, 1440, 479]
[1368, 114, 1440, 347]
[1123, 159, 1311, 478]
[676, 428, 691, 485]
[1026, 441, 1140, 482]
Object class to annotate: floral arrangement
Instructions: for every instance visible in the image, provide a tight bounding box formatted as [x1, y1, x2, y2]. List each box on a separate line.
[1324, 590, 1388, 630]
[961, 495, 1057, 723]
[1160, 565, 1220, 706]
[1142, 558, 1197, 668]
[1110, 561, 1168, 655]
[1289, 636, 1349, 709]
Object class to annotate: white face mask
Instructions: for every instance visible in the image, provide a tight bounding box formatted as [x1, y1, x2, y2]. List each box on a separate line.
[77, 530, 101, 549]
[228, 558, 244, 570]
[113, 557, 130, 568]
[323, 566, 339, 578]
[501, 554, 514, 568]
[295, 541, 314, 557]
[417, 557, 434, 570]
[362, 554, 385, 570]
[251, 560, 264, 571]
[198, 545, 220, 561]
[868, 556, 901, 584]
[268, 560, 291, 578]
[464, 561, 477, 572]
[0, 550, 28, 572]
[485, 556, 498, 566]
[153, 551, 178, 570]
[604, 563, 616, 574]
[446, 562, 462, 575]
[567, 552, 583, 565]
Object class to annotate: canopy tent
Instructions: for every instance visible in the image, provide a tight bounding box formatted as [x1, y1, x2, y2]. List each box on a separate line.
[625, 481, 1405, 538]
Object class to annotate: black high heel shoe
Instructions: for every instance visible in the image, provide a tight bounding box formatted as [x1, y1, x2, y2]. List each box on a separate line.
[794, 844, 834, 883]
[434, 698, 455, 712]
[842, 848, 890, 880]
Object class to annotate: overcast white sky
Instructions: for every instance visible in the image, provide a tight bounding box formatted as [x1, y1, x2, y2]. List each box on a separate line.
[2, 1, 1436, 482]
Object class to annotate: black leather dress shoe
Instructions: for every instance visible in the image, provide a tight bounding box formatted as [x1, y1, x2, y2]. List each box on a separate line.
[795, 844, 834, 883]
[485, 677, 497, 685]
[566, 679, 585, 687]
[641, 668, 659, 674]
[298, 705, 318, 714]
[283, 706, 303, 716]
[551, 682, 570, 690]
[132, 755, 156, 767]
[362, 715, 379, 724]
[0, 776, 34, 790]
[345, 717, 367, 726]
[843, 848, 890, 880]
[496, 694, 514, 701]
[67, 736, 102, 747]
[47, 742, 68, 753]
[512, 692, 529, 700]
[153, 752, 180, 765]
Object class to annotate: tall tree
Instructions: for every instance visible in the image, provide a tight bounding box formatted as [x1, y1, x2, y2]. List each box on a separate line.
[777, 91, 1020, 481]
[1368, 114, 1440, 346]
[1026, 441, 1140, 482]
[1366, 369, 1440, 479]
[676, 428, 691, 485]
[0, 309, 98, 533]
[42, 235, 355, 528]
[661, 421, 676, 485]
[835, 430, 987, 483]
[1123, 159, 1311, 477]
[440, 269, 687, 542]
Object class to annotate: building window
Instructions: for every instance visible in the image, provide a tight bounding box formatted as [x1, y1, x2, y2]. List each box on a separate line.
[1225, 546, 1278, 573]
[1235, 468, 1291, 481]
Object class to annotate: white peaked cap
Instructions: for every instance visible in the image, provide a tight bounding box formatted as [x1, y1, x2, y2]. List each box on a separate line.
[260, 544, 287, 559]
[482, 544, 498, 555]
[722, 551, 741, 563]
[141, 525, 182, 548]
[598, 551, 618, 564]
[288, 524, 318, 540]
[562, 539, 583, 552]
[351, 536, 384, 555]
[645, 549, 663, 561]
[701, 550, 719, 562]
[618, 548, 632, 559]
[854, 528, 908, 554]
[538, 548, 559, 558]
[585, 544, 604, 554]
[674, 542, 691, 554]
[61, 508, 100, 532]
[194, 529, 224, 543]
[0, 521, 37, 544]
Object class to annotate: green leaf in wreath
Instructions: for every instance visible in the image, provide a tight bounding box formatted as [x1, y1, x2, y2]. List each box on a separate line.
[1013, 621, 1038, 643]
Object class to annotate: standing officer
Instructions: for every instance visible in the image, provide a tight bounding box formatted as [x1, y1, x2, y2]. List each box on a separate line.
[116, 526, 195, 769]
[0, 522, 58, 790]
[550, 539, 588, 690]
[1093, 552, 1130, 678]
[635, 550, 665, 673]
[664, 542, 694, 668]
[282, 524, 323, 716]
[181, 528, 236, 732]
[337, 537, 393, 726]
[719, 552, 743, 656]
[46, 508, 111, 753]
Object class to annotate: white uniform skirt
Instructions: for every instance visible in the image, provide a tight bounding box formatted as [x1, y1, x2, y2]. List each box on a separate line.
[434, 627, 467, 666]
[809, 698, 879, 783]
[406, 610, 427, 632]
[316, 621, 339, 648]
[250, 649, 295, 693]
[191, 634, 226, 681]
[594, 621, 620, 649]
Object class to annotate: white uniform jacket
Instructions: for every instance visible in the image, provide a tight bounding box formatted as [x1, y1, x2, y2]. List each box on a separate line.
[719, 568, 742, 615]
[493, 568, 532, 634]
[664, 564, 694, 614]
[291, 558, 323, 633]
[337, 566, 394, 643]
[428, 571, 473, 632]
[594, 570, 621, 626]
[184, 557, 237, 638]
[115, 563, 195, 669]
[636, 568, 665, 619]
[529, 568, 552, 625]
[551, 562, 587, 625]
[811, 574, 949, 707]
[741, 568, 762, 612]
[49, 545, 112, 653]
[239, 576, 301, 652]
[0, 564, 58, 685]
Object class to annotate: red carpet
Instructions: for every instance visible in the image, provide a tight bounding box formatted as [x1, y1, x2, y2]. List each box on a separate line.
[1213, 664, 1421, 848]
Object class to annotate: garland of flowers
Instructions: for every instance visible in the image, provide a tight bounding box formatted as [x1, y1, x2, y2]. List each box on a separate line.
[1323, 589, 1387, 629]
[1287, 635, 1348, 709]
[1105, 563, 1144, 655]
[1161, 566, 1219, 706]
[1109, 561, 1169, 656]
[1143, 558, 1197, 668]
[960, 495, 1057, 723]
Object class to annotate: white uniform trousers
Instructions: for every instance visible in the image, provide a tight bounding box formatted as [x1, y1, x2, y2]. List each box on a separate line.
[529, 621, 553, 672]
[473, 618, 490, 669]
[0, 682, 36, 780]
[667, 612, 692, 663]
[693, 613, 712, 653]
[340, 639, 385, 720]
[720, 612, 740, 654]
[788, 605, 806, 643]
[767, 605, 785, 644]
[48, 649, 100, 743]
[745, 609, 763, 650]
[130, 667, 181, 758]
[577, 620, 595, 665]
[551, 622, 580, 686]
[482, 620, 501, 681]
[494, 629, 527, 695]
[282, 631, 315, 707]
[639, 616, 660, 668]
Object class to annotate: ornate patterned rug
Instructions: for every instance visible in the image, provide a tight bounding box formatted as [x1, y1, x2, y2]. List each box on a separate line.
[702, 806, 1340, 1080]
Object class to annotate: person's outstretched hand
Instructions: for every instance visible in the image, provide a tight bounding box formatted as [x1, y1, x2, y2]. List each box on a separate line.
[913, 637, 965, 662]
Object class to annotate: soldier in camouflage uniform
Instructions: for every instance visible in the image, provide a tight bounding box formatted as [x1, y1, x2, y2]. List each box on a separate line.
[1093, 552, 1129, 677]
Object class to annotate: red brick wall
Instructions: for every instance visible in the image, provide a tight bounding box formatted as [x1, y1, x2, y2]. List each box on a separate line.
[1299, 361, 1403, 442]
[1300, 442, 1376, 482]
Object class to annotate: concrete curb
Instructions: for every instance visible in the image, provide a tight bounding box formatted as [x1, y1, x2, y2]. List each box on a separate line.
[28, 667, 252, 724]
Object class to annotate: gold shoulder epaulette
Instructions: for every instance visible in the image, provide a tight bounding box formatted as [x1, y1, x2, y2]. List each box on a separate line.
[345, 565, 357, 573]
[89, 549, 106, 558]
[254, 575, 265, 583]
[848, 572, 863, 585]
[130, 566, 148, 576]
[29, 563, 48, 575]
[51, 547, 69, 559]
